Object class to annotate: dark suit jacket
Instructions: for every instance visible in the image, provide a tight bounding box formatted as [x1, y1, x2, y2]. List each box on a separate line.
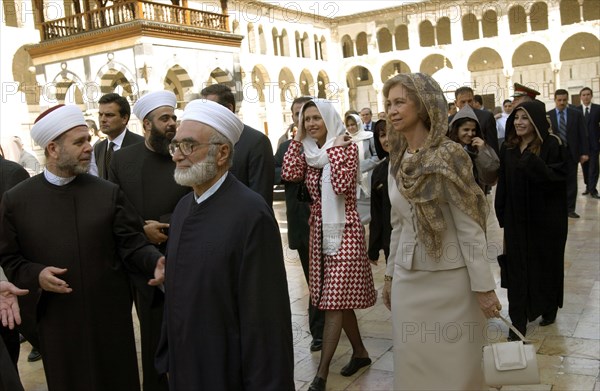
[230, 124, 275, 206]
[0, 156, 30, 197]
[449, 108, 499, 154]
[94, 129, 144, 179]
[547, 107, 590, 161]
[577, 103, 600, 153]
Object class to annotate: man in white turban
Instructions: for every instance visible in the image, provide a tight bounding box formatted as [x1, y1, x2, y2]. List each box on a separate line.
[155, 99, 294, 390]
[0, 104, 166, 391]
[109, 90, 186, 391]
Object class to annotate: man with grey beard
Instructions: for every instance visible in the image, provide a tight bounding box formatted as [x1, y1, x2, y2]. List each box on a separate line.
[0, 104, 165, 391]
[109, 90, 190, 391]
[156, 99, 294, 390]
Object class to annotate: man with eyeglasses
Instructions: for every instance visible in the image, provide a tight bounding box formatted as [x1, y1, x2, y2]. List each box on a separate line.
[109, 90, 190, 391]
[156, 99, 294, 390]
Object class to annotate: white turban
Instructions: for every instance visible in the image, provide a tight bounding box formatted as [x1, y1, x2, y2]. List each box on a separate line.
[31, 105, 86, 149]
[133, 91, 177, 120]
[180, 99, 243, 145]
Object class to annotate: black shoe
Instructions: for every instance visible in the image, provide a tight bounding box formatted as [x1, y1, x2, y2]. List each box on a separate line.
[340, 357, 371, 377]
[539, 317, 556, 326]
[19, 334, 25, 344]
[27, 348, 41, 362]
[308, 376, 326, 391]
[568, 211, 580, 218]
[591, 193, 600, 199]
[582, 190, 590, 195]
[310, 338, 323, 352]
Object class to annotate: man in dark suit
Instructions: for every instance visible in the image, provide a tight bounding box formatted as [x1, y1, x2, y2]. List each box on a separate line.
[547, 89, 590, 218]
[92, 93, 143, 179]
[577, 87, 600, 199]
[200, 84, 274, 206]
[360, 107, 376, 132]
[450, 86, 499, 154]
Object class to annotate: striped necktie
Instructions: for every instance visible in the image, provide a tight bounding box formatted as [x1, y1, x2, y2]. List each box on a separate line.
[558, 110, 567, 145]
[104, 141, 115, 178]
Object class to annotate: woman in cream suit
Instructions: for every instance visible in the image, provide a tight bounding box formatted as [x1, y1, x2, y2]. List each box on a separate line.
[381, 73, 501, 390]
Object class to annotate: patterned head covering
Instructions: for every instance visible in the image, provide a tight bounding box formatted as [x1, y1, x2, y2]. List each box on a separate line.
[385, 73, 488, 259]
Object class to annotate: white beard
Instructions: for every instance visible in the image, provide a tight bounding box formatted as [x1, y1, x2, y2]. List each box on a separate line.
[174, 159, 217, 187]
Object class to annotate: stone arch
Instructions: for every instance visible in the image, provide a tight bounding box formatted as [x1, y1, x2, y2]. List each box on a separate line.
[560, 0, 581, 25]
[381, 60, 411, 82]
[49, 70, 86, 105]
[420, 54, 453, 76]
[96, 62, 137, 99]
[317, 70, 331, 99]
[509, 5, 527, 35]
[583, 0, 600, 21]
[250, 64, 271, 103]
[258, 25, 267, 55]
[377, 28, 393, 53]
[356, 32, 368, 56]
[232, 20, 240, 34]
[512, 41, 551, 67]
[320, 36, 328, 61]
[530, 2, 548, 31]
[278, 67, 297, 104]
[482, 9, 498, 38]
[346, 65, 374, 110]
[272, 27, 279, 56]
[419, 20, 435, 47]
[11, 46, 37, 105]
[341, 34, 354, 58]
[467, 48, 504, 72]
[280, 29, 290, 56]
[163, 65, 193, 108]
[247, 23, 256, 53]
[437, 17, 451, 45]
[560, 32, 600, 61]
[395, 25, 409, 50]
[207, 67, 235, 86]
[298, 69, 315, 96]
[462, 13, 479, 41]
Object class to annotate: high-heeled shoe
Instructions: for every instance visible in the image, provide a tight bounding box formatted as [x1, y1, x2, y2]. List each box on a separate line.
[308, 376, 326, 391]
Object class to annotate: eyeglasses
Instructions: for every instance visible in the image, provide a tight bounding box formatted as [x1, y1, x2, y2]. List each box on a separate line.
[168, 141, 221, 157]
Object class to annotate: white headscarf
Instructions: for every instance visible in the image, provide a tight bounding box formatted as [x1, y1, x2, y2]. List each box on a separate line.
[31, 105, 86, 149]
[346, 113, 373, 197]
[133, 91, 177, 121]
[180, 99, 243, 145]
[299, 99, 347, 255]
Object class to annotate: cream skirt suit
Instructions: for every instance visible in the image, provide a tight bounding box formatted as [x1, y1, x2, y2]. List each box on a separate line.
[387, 174, 497, 390]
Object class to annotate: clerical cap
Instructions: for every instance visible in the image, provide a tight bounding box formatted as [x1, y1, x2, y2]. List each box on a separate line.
[512, 83, 540, 98]
[133, 91, 177, 120]
[31, 104, 86, 149]
[180, 99, 243, 145]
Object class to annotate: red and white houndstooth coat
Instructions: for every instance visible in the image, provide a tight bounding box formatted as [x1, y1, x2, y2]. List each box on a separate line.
[282, 140, 377, 310]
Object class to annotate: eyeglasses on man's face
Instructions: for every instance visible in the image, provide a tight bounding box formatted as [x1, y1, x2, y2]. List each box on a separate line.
[168, 141, 221, 157]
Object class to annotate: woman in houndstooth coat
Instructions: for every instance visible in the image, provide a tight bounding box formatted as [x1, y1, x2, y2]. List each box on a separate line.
[282, 99, 377, 391]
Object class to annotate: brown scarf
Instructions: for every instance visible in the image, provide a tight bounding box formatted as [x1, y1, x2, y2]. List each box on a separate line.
[388, 73, 488, 259]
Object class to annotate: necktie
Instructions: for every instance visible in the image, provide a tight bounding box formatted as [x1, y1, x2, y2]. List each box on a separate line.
[558, 110, 567, 145]
[585, 107, 589, 118]
[104, 141, 115, 178]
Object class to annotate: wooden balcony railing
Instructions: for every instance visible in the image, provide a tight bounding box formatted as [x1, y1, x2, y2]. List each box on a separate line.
[40, 1, 229, 40]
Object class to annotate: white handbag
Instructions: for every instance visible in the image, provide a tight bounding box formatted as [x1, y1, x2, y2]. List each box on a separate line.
[482, 315, 540, 389]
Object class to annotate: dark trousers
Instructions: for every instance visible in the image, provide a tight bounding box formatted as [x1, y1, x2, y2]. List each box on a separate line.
[0, 334, 23, 391]
[566, 153, 578, 212]
[297, 242, 325, 341]
[0, 327, 19, 369]
[582, 151, 600, 194]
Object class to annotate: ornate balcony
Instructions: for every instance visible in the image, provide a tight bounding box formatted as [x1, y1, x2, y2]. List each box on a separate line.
[29, 1, 238, 58]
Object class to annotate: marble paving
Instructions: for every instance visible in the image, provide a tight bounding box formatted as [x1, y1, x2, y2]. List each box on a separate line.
[17, 176, 600, 390]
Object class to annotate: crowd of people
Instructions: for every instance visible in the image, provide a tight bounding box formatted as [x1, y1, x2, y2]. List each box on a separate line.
[0, 75, 598, 390]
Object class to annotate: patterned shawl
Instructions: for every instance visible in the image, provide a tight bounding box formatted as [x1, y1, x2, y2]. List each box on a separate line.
[388, 73, 488, 258]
